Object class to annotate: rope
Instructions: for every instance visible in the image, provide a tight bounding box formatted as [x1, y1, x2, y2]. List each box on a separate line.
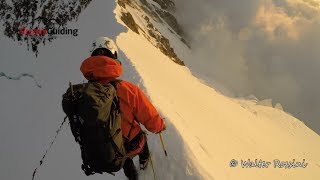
[32, 116, 68, 180]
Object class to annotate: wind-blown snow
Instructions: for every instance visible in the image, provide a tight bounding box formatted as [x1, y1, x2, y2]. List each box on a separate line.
[174, 0, 320, 134]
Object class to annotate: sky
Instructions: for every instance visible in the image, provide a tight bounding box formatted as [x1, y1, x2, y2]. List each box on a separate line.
[174, 0, 320, 134]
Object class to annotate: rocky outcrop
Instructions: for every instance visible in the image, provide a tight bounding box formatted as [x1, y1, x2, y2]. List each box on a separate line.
[152, 0, 175, 10]
[155, 8, 183, 36]
[117, 0, 187, 66]
[120, 12, 140, 34]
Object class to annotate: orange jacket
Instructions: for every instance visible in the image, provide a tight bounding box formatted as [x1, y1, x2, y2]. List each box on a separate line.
[80, 56, 165, 143]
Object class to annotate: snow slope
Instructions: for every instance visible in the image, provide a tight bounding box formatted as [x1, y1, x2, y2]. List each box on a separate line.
[117, 29, 320, 180]
[114, 1, 320, 178]
[113, 1, 320, 179]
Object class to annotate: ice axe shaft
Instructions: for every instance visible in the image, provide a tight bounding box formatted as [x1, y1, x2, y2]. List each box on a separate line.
[159, 133, 167, 156]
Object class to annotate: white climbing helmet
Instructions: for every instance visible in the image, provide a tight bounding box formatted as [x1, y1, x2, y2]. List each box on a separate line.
[90, 36, 118, 58]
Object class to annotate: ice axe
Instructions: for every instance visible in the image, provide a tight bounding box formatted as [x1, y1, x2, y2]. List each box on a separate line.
[159, 133, 167, 156]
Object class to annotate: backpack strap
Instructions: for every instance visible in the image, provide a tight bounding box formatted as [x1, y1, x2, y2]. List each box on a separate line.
[109, 79, 122, 114]
[109, 79, 122, 89]
[109, 79, 140, 141]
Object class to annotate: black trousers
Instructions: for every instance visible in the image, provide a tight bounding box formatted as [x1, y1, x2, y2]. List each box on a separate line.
[123, 133, 150, 179]
[123, 159, 137, 180]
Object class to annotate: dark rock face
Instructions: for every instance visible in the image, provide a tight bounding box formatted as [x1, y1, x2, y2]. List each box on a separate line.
[117, 0, 187, 66]
[152, 0, 175, 10]
[145, 16, 184, 65]
[0, 0, 92, 56]
[155, 8, 183, 36]
[120, 12, 140, 34]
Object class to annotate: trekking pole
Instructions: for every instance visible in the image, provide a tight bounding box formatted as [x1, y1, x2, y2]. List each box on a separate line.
[159, 133, 167, 156]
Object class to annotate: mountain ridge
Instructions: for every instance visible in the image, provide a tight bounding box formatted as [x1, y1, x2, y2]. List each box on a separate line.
[116, 0, 188, 65]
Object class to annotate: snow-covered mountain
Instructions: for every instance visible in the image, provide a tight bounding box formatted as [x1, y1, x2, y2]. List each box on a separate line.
[115, 0, 187, 66]
[0, 0, 320, 180]
[115, 0, 320, 179]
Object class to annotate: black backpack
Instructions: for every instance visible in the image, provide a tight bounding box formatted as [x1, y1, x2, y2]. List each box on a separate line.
[62, 80, 128, 176]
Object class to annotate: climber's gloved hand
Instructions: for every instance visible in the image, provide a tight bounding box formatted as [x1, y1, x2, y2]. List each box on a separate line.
[157, 121, 166, 134]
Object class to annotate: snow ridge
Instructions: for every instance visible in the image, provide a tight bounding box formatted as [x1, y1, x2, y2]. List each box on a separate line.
[114, 1, 320, 180]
